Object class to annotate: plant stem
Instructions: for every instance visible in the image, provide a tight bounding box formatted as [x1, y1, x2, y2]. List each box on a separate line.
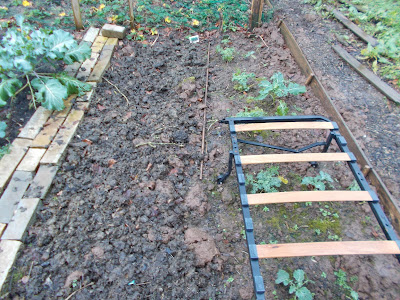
[26, 75, 37, 109]
[13, 82, 29, 98]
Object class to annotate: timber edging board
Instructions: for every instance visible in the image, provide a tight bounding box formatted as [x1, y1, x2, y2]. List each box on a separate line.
[0, 25, 121, 292]
[278, 21, 400, 233]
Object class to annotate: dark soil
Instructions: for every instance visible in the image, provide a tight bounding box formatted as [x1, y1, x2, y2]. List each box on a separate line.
[3, 21, 400, 300]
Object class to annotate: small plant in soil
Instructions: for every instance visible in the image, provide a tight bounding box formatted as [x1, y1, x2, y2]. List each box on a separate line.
[348, 179, 361, 191]
[232, 69, 255, 92]
[276, 99, 289, 116]
[216, 45, 235, 62]
[301, 171, 334, 191]
[246, 166, 287, 193]
[0, 16, 92, 111]
[275, 269, 314, 300]
[236, 106, 266, 117]
[256, 72, 306, 103]
[334, 269, 359, 300]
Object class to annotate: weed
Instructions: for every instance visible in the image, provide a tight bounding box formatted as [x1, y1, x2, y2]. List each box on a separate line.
[348, 180, 361, 191]
[263, 206, 270, 212]
[276, 99, 289, 116]
[216, 45, 235, 62]
[236, 106, 266, 117]
[275, 269, 314, 300]
[328, 234, 340, 241]
[246, 166, 287, 193]
[0, 143, 10, 159]
[0, 121, 6, 139]
[226, 276, 234, 283]
[301, 171, 333, 191]
[314, 229, 321, 235]
[244, 51, 256, 59]
[334, 269, 359, 300]
[321, 272, 327, 279]
[232, 70, 255, 92]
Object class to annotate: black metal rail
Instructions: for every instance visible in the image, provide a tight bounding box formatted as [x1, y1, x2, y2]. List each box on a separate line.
[218, 115, 400, 300]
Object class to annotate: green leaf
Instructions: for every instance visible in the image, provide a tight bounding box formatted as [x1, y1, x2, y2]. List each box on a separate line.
[271, 72, 285, 86]
[0, 78, 23, 107]
[32, 78, 67, 111]
[289, 285, 296, 294]
[286, 82, 307, 95]
[0, 121, 6, 138]
[56, 73, 92, 95]
[314, 181, 326, 191]
[275, 269, 290, 286]
[63, 42, 92, 65]
[45, 29, 76, 60]
[276, 100, 289, 116]
[293, 269, 305, 286]
[13, 57, 33, 73]
[350, 290, 359, 300]
[295, 287, 313, 300]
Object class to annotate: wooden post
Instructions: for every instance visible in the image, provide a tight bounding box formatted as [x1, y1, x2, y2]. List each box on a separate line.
[71, 0, 83, 30]
[249, 0, 263, 30]
[128, 0, 135, 30]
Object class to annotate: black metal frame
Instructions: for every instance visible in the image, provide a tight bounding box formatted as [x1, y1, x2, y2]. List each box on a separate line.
[218, 115, 400, 300]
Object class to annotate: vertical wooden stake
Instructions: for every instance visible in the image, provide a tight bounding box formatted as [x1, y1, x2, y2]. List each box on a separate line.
[71, 0, 83, 30]
[249, 0, 264, 30]
[128, 0, 135, 30]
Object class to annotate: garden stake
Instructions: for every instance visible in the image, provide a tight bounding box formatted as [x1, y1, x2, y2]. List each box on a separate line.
[199, 40, 211, 180]
[217, 115, 400, 300]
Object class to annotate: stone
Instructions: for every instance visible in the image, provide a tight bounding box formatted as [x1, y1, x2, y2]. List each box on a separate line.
[40, 106, 86, 164]
[2, 198, 41, 241]
[18, 107, 52, 139]
[24, 165, 58, 199]
[0, 171, 33, 223]
[16, 148, 46, 172]
[0, 240, 22, 291]
[101, 24, 127, 39]
[82, 27, 100, 44]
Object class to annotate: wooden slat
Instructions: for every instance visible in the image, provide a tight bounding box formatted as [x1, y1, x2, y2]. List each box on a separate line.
[257, 241, 400, 258]
[240, 152, 351, 165]
[247, 190, 372, 205]
[235, 122, 334, 132]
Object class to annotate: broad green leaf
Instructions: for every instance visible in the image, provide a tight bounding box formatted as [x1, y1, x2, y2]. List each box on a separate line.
[13, 56, 33, 73]
[32, 78, 67, 111]
[276, 100, 288, 116]
[286, 82, 307, 95]
[63, 42, 92, 65]
[0, 78, 23, 107]
[56, 73, 92, 95]
[0, 121, 6, 138]
[350, 290, 359, 300]
[319, 171, 333, 182]
[0, 51, 13, 71]
[293, 269, 305, 286]
[15, 15, 24, 27]
[295, 287, 313, 300]
[271, 72, 285, 86]
[289, 285, 296, 294]
[314, 181, 325, 191]
[275, 269, 290, 286]
[45, 29, 76, 60]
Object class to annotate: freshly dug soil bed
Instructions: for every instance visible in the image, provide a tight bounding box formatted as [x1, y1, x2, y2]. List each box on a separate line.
[4, 21, 400, 300]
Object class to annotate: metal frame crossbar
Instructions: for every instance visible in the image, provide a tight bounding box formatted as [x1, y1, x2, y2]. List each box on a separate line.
[217, 115, 400, 300]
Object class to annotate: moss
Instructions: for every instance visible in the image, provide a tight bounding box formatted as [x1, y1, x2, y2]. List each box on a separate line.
[308, 218, 341, 235]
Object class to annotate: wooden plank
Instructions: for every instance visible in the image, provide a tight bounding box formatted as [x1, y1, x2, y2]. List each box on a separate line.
[16, 148, 46, 172]
[249, 0, 264, 29]
[0, 223, 6, 237]
[83, 27, 100, 44]
[31, 116, 65, 148]
[279, 20, 400, 234]
[257, 241, 400, 258]
[71, 0, 83, 30]
[332, 9, 378, 46]
[76, 52, 100, 81]
[128, 0, 135, 29]
[24, 165, 58, 199]
[332, 44, 400, 104]
[0, 138, 32, 193]
[235, 122, 334, 132]
[18, 107, 52, 140]
[240, 152, 351, 165]
[0, 240, 22, 291]
[247, 190, 373, 205]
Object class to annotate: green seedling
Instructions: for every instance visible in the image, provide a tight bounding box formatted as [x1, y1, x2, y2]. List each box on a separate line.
[334, 269, 359, 300]
[236, 106, 266, 117]
[275, 269, 314, 300]
[302, 171, 333, 191]
[348, 180, 361, 191]
[276, 99, 289, 116]
[216, 45, 235, 62]
[232, 69, 255, 91]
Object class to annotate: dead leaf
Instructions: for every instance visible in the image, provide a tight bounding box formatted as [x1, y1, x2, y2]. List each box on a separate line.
[108, 159, 117, 168]
[169, 168, 178, 176]
[56, 190, 63, 196]
[146, 163, 152, 172]
[123, 112, 132, 121]
[82, 139, 93, 145]
[21, 276, 30, 284]
[106, 90, 112, 95]
[371, 229, 379, 238]
[97, 104, 106, 111]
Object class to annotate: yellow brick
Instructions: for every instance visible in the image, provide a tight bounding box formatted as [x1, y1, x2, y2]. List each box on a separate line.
[106, 38, 118, 46]
[18, 107, 52, 140]
[0, 241, 22, 288]
[16, 148, 46, 172]
[31, 117, 65, 148]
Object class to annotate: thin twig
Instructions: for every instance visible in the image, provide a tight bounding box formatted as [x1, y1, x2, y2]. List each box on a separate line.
[258, 35, 269, 50]
[151, 34, 159, 47]
[103, 78, 130, 104]
[13, 82, 29, 98]
[135, 141, 184, 148]
[199, 40, 211, 180]
[64, 282, 94, 300]
[136, 282, 150, 286]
